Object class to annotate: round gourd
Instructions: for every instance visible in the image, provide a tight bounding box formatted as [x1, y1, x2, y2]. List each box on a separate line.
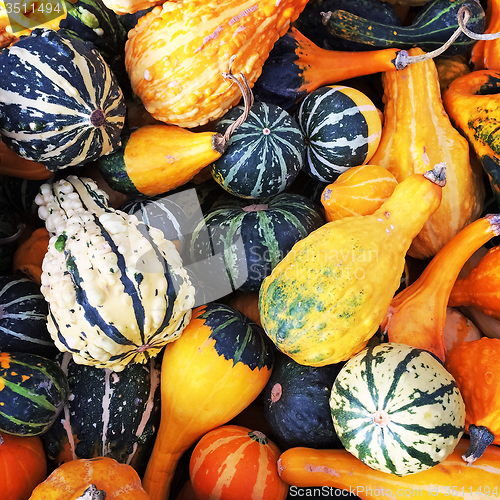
[0, 351, 70, 437]
[211, 101, 305, 199]
[329, 343, 466, 476]
[296, 85, 382, 183]
[0, 28, 126, 171]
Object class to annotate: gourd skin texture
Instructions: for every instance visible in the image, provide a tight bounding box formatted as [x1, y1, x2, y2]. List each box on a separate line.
[471, 0, 500, 71]
[125, 0, 308, 128]
[369, 48, 484, 260]
[259, 170, 443, 366]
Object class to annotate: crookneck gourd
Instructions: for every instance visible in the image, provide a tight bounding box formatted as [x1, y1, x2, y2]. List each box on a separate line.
[470, 0, 500, 71]
[259, 164, 446, 367]
[35, 175, 195, 371]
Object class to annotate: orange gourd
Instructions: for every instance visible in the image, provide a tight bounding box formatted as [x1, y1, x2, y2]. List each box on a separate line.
[434, 54, 471, 94]
[189, 425, 288, 500]
[277, 438, 500, 498]
[0, 432, 47, 500]
[445, 337, 500, 465]
[320, 164, 398, 222]
[28, 456, 150, 500]
[470, 0, 500, 71]
[13, 227, 50, 285]
[443, 307, 482, 352]
[226, 291, 262, 327]
[0, 140, 53, 180]
[382, 215, 500, 362]
[369, 47, 485, 260]
[124, 0, 308, 128]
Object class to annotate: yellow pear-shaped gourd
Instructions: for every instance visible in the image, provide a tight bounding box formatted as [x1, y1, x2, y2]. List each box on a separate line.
[259, 164, 446, 367]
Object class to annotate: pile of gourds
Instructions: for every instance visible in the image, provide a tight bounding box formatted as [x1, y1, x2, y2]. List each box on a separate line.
[1, 0, 500, 498]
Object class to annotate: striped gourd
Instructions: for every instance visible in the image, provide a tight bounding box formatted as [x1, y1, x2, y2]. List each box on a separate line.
[0, 351, 69, 436]
[297, 85, 382, 183]
[41, 352, 161, 478]
[0, 275, 58, 358]
[188, 192, 325, 294]
[35, 175, 195, 371]
[0, 28, 126, 171]
[211, 101, 305, 199]
[330, 343, 465, 476]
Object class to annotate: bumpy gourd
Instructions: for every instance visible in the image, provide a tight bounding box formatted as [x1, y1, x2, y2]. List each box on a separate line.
[35, 175, 195, 371]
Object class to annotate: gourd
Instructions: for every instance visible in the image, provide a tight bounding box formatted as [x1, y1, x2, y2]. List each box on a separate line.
[0, 28, 126, 171]
[0, 432, 47, 500]
[41, 352, 161, 478]
[0, 351, 69, 436]
[434, 54, 471, 94]
[0, 140, 53, 180]
[321, 0, 486, 56]
[449, 244, 500, 319]
[259, 164, 445, 367]
[28, 456, 151, 500]
[0, 275, 57, 357]
[142, 302, 274, 500]
[188, 192, 325, 294]
[442, 69, 500, 205]
[382, 215, 500, 362]
[471, 0, 500, 71]
[445, 337, 500, 464]
[1, 176, 48, 225]
[296, 85, 382, 183]
[444, 307, 482, 352]
[13, 228, 50, 285]
[35, 175, 195, 371]
[262, 352, 343, 450]
[277, 438, 500, 497]
[124, 0, 309, 128]
[189, 425, 288, 500]
[320, 164, 398, 222]
[211, 100, 305, 199]
[369, 47, 485, 260]
[101, 0, 161, 15]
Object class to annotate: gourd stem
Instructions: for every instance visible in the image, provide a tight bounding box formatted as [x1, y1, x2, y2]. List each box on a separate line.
[462, 425, 495, 465]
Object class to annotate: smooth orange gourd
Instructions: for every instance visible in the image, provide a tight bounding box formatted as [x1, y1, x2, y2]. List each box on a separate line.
[13, 227, 50, 285]
[470, 0, 500, 71]
[0, 140, 54, 180]
[382, 215, 500, 362]
[369, 47, 484, 260]
[443, 307, 482, 353]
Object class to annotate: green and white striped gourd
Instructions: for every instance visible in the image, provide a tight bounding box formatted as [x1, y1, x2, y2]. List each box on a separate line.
[211, 101, 305, 199]
[296, 85, 382, 183]
[35, 175, 195, 372]
[0, 28, 126, 171]
[330, 343, 465, 476]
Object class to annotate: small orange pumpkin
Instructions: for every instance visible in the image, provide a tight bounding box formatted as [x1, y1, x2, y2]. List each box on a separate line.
[189, 425, 288, 500]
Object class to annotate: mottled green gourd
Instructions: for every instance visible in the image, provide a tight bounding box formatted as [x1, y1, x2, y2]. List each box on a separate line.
[35, 175, 195, 372]
[259, 165, 446, 366]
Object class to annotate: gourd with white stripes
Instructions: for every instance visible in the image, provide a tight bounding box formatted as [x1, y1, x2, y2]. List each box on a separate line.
[0, 28, 126, 171]
[35, 175, 195, 371]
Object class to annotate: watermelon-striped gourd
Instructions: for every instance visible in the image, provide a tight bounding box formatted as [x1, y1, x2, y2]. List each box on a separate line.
[0, 351, 69, 436]
[296, 85, 382, 183]
[41, 352, 161, 478]
[211, 101, 305, 199]
[0, 28, 126, 171]
[330, 343, 465, 476]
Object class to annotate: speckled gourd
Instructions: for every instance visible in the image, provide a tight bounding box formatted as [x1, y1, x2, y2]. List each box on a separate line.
[35, 175, 195, 371]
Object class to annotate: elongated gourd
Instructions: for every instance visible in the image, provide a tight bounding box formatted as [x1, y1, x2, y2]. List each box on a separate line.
[471, 0, 500, 71]
[277, 438, 500, 498]
[369, 47, 485, 260]
[382, 215, 500, 362]
[259, 164, 446, 367]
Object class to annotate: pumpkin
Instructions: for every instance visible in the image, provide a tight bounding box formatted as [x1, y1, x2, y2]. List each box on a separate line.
[0, 432, 47, 500]
[329, 342, 465, 476]
[28, 456, 151, 500]
[141, 303, 274, 500]
[369, 47, 485, 260]
[320, 164, 398, 222]
[470, 0, 500, 71]
[124, 0, 308, 128]
[382, 215, 500, 362]
[13, 227, 50, 285]
[189, 425, 288, 500]
[0, 28, 126, 171]
[41, 352, 161, 478]
[259, 164, 445, 367]
[35, 175, 195, 371]
[442, 69, 500, 205]
[0, 140, 53, 180]
[445, 337, 500, 464]
[444, 307, 482, 352]
[277, 438, 500, 497]
[296, 85, 382, 183]
[0, 351, 69, 436]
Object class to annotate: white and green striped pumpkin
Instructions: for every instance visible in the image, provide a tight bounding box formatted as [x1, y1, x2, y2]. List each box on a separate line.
[35, 175, 195, 372]
[297, 85, 382, 183]
[330, 342, 465, 476]
[0, 28, 126, 171]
